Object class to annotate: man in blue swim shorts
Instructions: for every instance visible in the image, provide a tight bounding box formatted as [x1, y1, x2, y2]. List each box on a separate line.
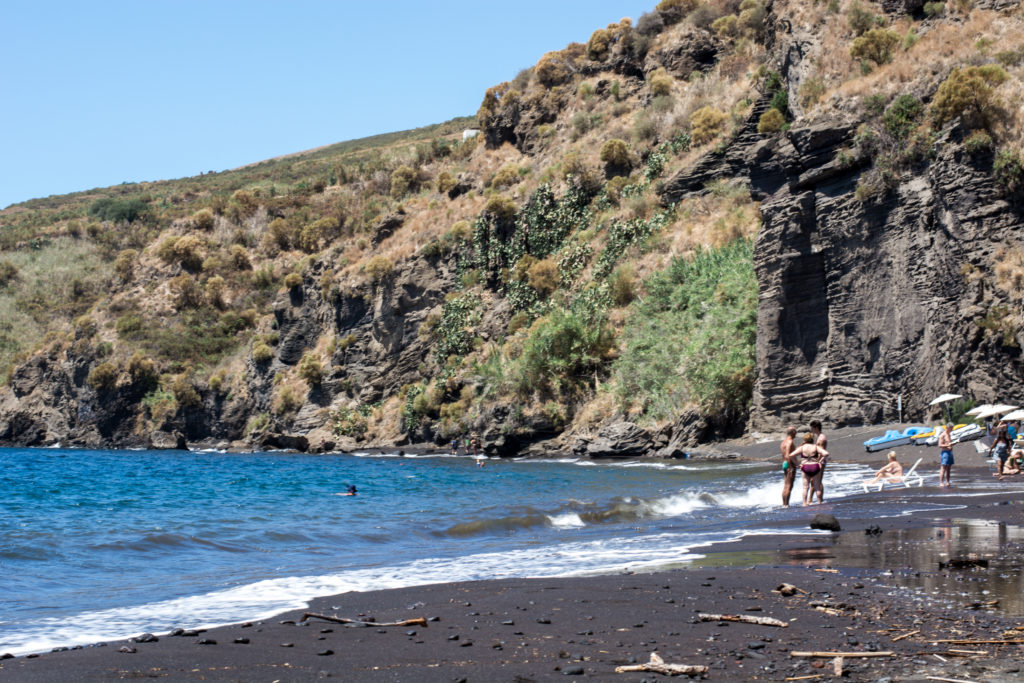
[938, 422, 954, 487]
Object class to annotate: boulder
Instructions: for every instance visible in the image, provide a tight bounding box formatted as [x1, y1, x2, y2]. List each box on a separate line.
[810, 514, 841, 532]
[149, 430, 187, 450]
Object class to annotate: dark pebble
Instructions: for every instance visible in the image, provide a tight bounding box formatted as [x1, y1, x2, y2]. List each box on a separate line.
[133, 633, 158, 643]
[563, 666, 584, 675]
[745, 606, 762, 612]
[241, 622, 253, 628]
[119, 646, 136, 653]
[701, 583, 712, 587]
[502, 620, 515, 625]
[234, 638, 250, 644]
[376, 629, 387, 634]
[181, 630, 201, 637]
[0, 653, 13, 660]
[198, 639, 216, 645]
[169, 628, 184, 636]
[448, 634, 460, 641]
[318, 649, 334, 656]
[747, 641, 766, 650]
[26, 654, 39, 659]
[428, 616, 440, 622]
[537, 618, 551, 624]
[460, 641, 473, 647]
[320, 628, 333, 633]
[280, 620, 296, 625]
[406, 630, 417, 636]
[51, 647, 68, 652]
[664, 598, 675, 603]
[281, 643, 294, 648]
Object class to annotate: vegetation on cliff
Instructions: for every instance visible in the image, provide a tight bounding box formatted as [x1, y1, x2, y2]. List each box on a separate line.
[2, 0, 1024, 448]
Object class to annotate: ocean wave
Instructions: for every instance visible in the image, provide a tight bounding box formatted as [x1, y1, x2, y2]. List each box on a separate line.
[90, 533, 249, 554]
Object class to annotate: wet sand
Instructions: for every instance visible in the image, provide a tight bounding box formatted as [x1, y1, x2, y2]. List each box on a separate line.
[5, 425, 1024, 681]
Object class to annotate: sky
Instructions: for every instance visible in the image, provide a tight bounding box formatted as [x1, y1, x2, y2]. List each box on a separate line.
[1, 0, 658, 209]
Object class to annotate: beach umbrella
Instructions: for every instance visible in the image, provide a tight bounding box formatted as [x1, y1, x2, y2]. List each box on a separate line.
[966, 404, 995, 416]
[928, 393, 962, 423]
[1001, 409, 1024, 421]
[972, 405, 1016, 421]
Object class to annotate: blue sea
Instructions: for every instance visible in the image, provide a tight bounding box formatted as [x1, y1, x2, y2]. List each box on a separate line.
[0, 446, 981, 655]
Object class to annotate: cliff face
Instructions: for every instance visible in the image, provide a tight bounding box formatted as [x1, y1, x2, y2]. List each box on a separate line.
[3, 0, 1023, 452]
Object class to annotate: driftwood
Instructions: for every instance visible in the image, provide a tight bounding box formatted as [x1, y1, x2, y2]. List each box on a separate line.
[615, 652, 707, 677]
[814, 605, 842, 616]
[697, 613, 788, 627]
[930, 639, 1024, 644]
[773, 583, 808, 596]
[300, 613, 428, 628]
[832, 656, 844, 676]
[790, 651, 894, 658]
[924, 677, 981, 683]
[892, 629, 920, 641]
[784, 676, 824, 681]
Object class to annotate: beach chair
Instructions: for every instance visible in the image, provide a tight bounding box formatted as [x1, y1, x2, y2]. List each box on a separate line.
[863, 458, 923, 492]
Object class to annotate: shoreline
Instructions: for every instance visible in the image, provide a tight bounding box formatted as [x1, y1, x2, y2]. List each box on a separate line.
[5, 427, 1024, 681]
[3, 483, 1024, 681]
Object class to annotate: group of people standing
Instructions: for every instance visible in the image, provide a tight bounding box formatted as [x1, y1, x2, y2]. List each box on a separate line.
[780, 420, 829, 507]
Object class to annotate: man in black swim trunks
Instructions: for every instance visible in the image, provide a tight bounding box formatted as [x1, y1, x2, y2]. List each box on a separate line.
[781, 427, 797, 507]
[809, 420, 828, 503]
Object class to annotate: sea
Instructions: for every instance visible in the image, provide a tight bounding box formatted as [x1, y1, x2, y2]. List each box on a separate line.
[1, 446, 1020, 655]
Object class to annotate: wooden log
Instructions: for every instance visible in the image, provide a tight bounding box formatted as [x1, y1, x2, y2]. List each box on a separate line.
[783, 676, 824, 681]
[615, 652, 707, 677]
[300, 613, 428, 628]
[930, 639, 1024, 644]
[790, 651, 894, 658]
[815, 605, 842, 616]
[697, 613, 788, 627]
[892, 629, 920, 641]
[924, 677, 981, 683]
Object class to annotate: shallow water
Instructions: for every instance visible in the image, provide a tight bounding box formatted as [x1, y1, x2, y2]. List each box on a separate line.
[0, 447, 1018, 654]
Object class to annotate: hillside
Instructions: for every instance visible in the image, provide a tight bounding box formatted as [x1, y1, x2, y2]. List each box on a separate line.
[1, 0, 1023, 454]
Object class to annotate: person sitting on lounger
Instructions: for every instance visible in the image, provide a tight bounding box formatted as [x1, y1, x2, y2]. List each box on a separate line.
[1003, 450, 1024, 475]
[867, 451, 903, 485]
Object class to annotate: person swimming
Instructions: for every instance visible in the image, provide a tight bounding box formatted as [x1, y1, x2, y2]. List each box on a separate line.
[342, 484, 358, 496]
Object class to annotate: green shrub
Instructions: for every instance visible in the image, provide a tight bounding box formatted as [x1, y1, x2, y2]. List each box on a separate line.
[283, 272, 303, 290]
[116, 312, 144, 339]
[535, 52, 570, 86]
[490, 165, 521, 189]
[267, 217, 294, 251]
[143, 389, 178, 425]
[600, 139, 631, 169]
[363, 255, 394, 283]
[931, 65, 1009, 129]
[847, 2, 878, 37]
[587, 28, 613, 60]
[208, 369, 227, 392]
[610, 265, 636, 306]
[882, 94, 923, 141]
[690, 106, 727, 145]
[273, 383, 302, 416]
[436, 170, 457, 194]
[88, 197, 148, 223]
[252, 342, 274, 363]
[527, 258, 559, 296]
[127, 352, 159, 389]
[0, 260, 20, 287]
[995, 48, 1024, 67]
[993, 149, 1023, 192]
[297, 353, 324, 385]
[229, 244, 251, 270]
[191, 208, 215, 231]
[648, 67, 673, 96]
[113, 249, 137, 282]
[923, 1, 945, 16]
[513, 307, 616, 398]
[657, 0, 698, 24]
[712, 14, 739, 37]
[170, 375, 201, 408]
[964, 131, 994, 155]
[298, 217, 338, 253]
[169, 274, 203, 309]
[390, 165, 418, 199]
[757, 108, 786, 134]
[87, 362, 119, 391]
[205, 275, 226, 308]
[850, 28, 900, 66]
[483, 195, 517, 221]
[614, 239, 756, 419]
[331, 407, 368, 438]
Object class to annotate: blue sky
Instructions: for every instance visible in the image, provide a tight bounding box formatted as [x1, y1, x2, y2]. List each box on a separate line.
[1, 1, 657, 209]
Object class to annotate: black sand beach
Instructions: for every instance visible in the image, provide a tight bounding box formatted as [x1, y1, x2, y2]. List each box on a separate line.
[4, 427, 1024, 682]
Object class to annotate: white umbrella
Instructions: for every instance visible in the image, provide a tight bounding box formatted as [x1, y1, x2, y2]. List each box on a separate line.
[1001, 409, 1024, 421]
[973, 405, 1017, 420]
[966, 404, 995, 416]
[929, 393, 963, 406]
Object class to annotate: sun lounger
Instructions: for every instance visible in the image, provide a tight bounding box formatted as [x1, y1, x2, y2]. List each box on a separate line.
[863, 458, 924, 492]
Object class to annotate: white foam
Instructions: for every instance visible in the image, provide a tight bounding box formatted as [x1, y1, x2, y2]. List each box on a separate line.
[547, 512, 585, 528]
